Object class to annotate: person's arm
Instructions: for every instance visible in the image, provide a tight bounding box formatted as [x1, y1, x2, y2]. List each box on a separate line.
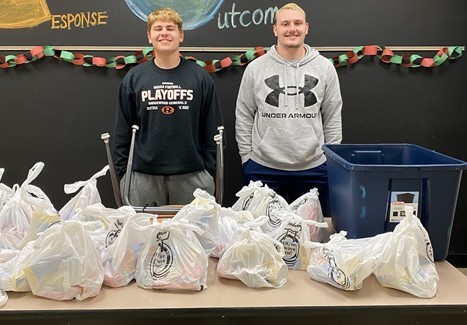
[235, 66, 257, 164]
[201, 73, 224, 176]
[321, 62, 343, 144]
[113, 82, 135, 178]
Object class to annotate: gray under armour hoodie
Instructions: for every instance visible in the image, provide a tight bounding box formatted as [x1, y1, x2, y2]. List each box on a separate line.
[235, 44, 343, 171]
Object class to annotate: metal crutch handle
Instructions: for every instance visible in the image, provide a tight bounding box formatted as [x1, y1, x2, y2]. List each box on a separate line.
[123, 125, 139, 206]
[214, 126, 224, 205]
[100, 133, 124, 207]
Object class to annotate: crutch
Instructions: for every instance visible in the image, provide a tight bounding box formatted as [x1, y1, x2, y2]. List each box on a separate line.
[214, 126, 224, 205]
[100, 133, 123, 207]
[122, 125, 139, 207]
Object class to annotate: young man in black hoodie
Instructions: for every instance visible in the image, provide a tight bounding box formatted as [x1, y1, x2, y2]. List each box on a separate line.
[114, 8, 224, 206]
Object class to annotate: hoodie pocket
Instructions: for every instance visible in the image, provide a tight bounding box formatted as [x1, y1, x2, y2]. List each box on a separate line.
[256, 126, 322, 167]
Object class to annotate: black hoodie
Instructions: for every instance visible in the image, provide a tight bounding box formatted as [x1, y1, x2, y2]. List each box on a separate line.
[113, 58, 224, 178]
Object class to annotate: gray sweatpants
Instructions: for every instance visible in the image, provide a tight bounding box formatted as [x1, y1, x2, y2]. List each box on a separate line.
[120, 169, 215, 206]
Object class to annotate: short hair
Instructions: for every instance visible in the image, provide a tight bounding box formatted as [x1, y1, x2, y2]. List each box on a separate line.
[274, 3, 307, 24]
[147, 7, 183, 33]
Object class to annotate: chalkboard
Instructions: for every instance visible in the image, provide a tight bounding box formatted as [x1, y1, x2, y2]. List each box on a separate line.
[1, 0, 466, 48]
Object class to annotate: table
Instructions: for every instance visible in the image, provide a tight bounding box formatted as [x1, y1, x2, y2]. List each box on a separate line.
[1, 258, 466, 325]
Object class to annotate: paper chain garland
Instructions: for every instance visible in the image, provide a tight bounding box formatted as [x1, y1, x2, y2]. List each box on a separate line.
[0, 45, 464, 71]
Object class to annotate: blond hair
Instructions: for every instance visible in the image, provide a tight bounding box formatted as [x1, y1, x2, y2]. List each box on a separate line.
[274, 3, 307, 24]
[147, 7, 183, 33]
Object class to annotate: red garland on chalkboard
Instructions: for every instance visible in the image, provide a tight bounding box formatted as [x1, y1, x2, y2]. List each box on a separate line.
[0, 45, 464, 71]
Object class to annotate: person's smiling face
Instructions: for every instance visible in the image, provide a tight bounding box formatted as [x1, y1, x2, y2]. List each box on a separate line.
[148, 20, 184, 55]
[273, 9, 309, 50]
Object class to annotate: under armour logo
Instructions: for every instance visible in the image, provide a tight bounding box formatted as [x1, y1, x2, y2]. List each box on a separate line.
[265, 74, 318, 107]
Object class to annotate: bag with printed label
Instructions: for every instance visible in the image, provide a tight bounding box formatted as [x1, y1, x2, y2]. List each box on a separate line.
[59, 165, 109, 221]
[135, 220, 208, 291]
[306, 231, 392, 291]
[217, 226, 288, 288]
[290, 188, 326, 242]
[101, 213, 153, 288]
[270, 210, 328, 270]
[232, 181, 289, 234]
[373, 206, 439, 298]
[231, 180, 264, 211]
[77, 203, 138, 252]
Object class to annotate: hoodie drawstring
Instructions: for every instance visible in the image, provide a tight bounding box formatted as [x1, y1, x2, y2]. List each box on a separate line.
[283, 63, 288, 108]
[295, 62, 300, 110]
[283, 61, 301, 109]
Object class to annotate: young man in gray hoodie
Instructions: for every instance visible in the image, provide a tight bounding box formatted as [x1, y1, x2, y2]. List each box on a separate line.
[235, 2, 342, 215]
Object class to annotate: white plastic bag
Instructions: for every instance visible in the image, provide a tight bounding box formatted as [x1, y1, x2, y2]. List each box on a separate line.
[59, 165, 109, 221]
[172, 189, 220, 256]
[135, 221, 208, 291]
[23, 221, 104, 300]
[217, 226, 288, 288]
[373, 206, 439, 298]
[290, 188, 326, 242]
[0, 289, 7, 307]
[78, 203, 138, 251]
[0, 242, 35, 292]
[232, 181, 289, 233]
[0, 162, 54, 249]
[0, 168, 13, 209]
[101, 213, 153, 288]
[231, 180, 264, 211]
[306, 231, 392, 291]
[270, 210, 328, 270]
[211, 207, 255, 259]
[78, 204, 135, 230]
[15, 207, 60, 250]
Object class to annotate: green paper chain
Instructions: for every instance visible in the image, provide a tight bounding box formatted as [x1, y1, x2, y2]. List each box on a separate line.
[0, 45, 464, 71]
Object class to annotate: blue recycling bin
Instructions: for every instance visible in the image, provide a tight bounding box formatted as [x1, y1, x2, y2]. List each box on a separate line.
[323, 143, 467, 261]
